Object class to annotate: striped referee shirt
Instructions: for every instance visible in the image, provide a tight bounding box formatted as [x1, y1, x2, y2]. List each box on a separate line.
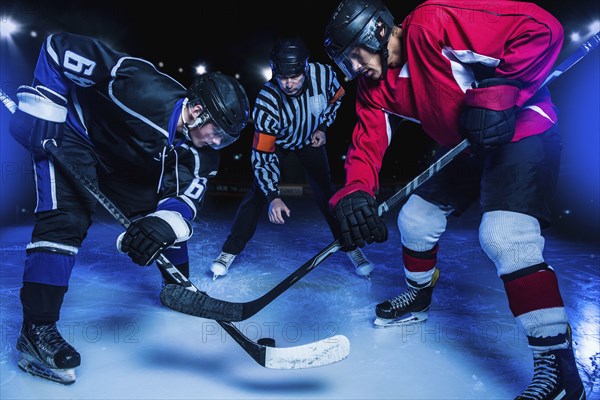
[251, 62, 345, 201]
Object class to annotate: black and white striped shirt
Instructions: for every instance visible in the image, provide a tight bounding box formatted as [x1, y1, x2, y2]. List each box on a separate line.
[251, 62, 345, 200]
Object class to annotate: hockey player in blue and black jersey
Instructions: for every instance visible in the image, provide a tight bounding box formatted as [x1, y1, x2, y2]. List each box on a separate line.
[210, 36, 375, 280]
[8, 32, 249, 384]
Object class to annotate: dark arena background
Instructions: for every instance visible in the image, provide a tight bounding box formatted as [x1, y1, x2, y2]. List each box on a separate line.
[0, 1, 599, 399]
[1, 0, 598, 237]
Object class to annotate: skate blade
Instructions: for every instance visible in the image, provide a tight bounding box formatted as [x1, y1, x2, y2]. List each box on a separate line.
[212, 272, 227, 281]
[355, 264, 375, 277]
[210, 265, 228, 281]
[18, 356, 76, 385]
[373, 312, 428, 328]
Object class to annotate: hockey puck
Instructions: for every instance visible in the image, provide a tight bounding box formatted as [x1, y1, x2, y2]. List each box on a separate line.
[257, 337, 276, 347]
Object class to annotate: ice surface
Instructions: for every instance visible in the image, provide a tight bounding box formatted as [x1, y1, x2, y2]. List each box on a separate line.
[1, 199, 598, 399]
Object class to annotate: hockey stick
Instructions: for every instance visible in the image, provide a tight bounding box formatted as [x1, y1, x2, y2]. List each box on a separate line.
[0, 90, 350, 370]
[160, 31, 600, 321]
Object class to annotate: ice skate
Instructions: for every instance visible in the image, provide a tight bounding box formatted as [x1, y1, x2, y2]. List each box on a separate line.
[374, 268, 439, 328]
[515, 326, 586, 400]
[347, 248, 375, 278]
[16, 321, 81, 385]
[210, 252, 236, 280]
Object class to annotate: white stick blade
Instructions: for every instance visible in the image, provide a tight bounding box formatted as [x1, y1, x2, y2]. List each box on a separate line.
[264, 334, 350, 369]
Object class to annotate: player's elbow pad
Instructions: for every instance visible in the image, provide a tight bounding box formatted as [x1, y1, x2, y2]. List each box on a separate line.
[9, 85, 67, 156]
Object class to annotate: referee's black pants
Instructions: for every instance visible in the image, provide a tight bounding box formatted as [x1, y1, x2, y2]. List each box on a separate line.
[222, 144, 340, 255]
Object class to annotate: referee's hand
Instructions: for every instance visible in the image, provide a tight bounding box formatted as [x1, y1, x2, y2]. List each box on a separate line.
[268, 198, 291, 224]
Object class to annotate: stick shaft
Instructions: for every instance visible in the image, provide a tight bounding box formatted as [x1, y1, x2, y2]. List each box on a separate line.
[542, 32, 599, 87]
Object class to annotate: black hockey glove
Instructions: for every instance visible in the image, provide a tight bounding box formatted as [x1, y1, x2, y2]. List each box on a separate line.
[117, 211, 192, 267]
[9, 85, 68, 157]
[459, 78, 522, 148]
[334, 191, 388, 248]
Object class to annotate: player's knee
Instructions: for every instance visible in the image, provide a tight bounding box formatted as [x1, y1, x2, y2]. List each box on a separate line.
[479, 211, 545, 276]
[34, 208, 92, 248]
[398, 195, 450, 251]
[63, 209, 92, 239]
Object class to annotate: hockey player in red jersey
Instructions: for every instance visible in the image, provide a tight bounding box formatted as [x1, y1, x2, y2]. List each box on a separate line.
[8, 32, 249, 384]
[324, 1, 586, 398]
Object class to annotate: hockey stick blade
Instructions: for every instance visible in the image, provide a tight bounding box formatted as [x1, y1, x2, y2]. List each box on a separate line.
[221, 322, 350, 369]
[160, 239, 343, 321]
[161, 284, 243, 321]
[159, 33, 600, 322]
[263, 335, 350, 369]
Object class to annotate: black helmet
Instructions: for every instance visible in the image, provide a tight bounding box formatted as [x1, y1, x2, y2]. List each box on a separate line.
[324, 0, 394, 80]
[187, 72, 250, 149]
[269, 36, 310, 78]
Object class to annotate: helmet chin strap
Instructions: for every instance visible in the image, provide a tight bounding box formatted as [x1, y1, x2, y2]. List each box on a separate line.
[375, 20, 392, 80]
[379, 47, 389, 80]
[181, 98, 210, 140]
[181, 98, 192, 140]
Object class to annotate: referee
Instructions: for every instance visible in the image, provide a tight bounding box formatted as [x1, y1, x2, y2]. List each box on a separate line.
[210, 36, 375, 279]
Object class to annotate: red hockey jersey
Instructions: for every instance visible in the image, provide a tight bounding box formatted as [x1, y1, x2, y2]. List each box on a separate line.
[331, 1, 564, 206]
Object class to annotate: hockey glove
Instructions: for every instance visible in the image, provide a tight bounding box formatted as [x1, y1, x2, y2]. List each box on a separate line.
[334, 190, 388, 248]
[117, 210, 193, 266]
[9, 85, 68, 156]
[459, 78, 522, 148]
